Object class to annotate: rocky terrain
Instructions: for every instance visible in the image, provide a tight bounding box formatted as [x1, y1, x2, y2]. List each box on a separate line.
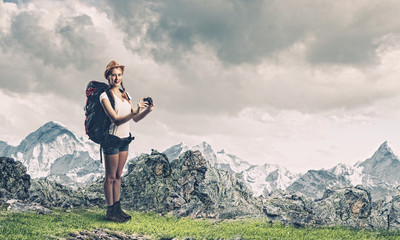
[0, 156, 103, 212]
[2, 122, 400, 229]
[0, 157, 30, 200]
[2, 122, 400, 203]
[163, 141, 400, 201]
[263, 186, 400, 230]
[67, 229, 150, 240]
[2, 152, 400, 230]
[120, 149, 263, 218]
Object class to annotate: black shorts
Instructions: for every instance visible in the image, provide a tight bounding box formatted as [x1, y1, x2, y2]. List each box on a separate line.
[102, 135, 132, 155]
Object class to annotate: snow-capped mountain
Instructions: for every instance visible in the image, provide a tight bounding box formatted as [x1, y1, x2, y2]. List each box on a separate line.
[162, 142, 189, 162]
[215, 149, 252, 173]
[355, 141, 400, 186]
[287, 141, 399, 200]
[163, 141, 253, 172]
[328, 163, 364, 186]
[163, 141, 298, 196]
[243, 164, 300, 196]
[286, 169, 350, 199]
[0, 121, 103, 188]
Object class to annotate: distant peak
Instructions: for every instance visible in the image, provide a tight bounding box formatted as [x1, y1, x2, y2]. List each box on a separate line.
[17, 121, 78, 151]
[378, 141, 394, 154]
[162, 142, 193, 162]
[217, 149, 225, 154]
[28, 121, 75, 140]
[193, 141, 212, 149]
[334, 163, 350, 168]
[173, 142, 186, 147]
[42, 121, 67, 129]
[329, 163, 352, 175]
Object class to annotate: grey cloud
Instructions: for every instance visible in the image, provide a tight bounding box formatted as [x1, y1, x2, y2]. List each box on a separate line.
[0, 9, 108, 98]
[104, 0, 400, 66]
[105, 0, 305, 65]
[95, 0, 400, 116]
[7, 12, 54, 63]
[307, 1, 400, 65]
[308, 33, 377, 65]
[2, 0, 400, 117]
[54, 14, 101, 70]
[102, 0, 155, 38]
[6, 12, 103, 70]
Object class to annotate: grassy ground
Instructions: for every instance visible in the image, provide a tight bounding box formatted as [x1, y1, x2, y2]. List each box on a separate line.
[1, 207, 400, 240]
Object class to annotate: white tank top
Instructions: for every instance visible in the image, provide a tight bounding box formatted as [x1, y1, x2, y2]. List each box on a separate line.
[99, 91, 132, 138]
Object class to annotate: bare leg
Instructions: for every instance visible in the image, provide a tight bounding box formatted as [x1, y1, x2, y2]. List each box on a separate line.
[104, 153, 119, 206]
[113, 151, 129, 203]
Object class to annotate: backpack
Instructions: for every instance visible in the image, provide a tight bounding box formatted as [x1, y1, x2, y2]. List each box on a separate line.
[84, 81, 133, 162]
[84, 81, 115, 146]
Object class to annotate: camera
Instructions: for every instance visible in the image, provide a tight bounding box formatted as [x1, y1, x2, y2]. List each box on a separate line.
[143, 97, 153, 106]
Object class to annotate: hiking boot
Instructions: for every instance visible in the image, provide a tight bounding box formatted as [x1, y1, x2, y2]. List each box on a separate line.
[106, 204, 126, 223]
[114, 201, 132, 220]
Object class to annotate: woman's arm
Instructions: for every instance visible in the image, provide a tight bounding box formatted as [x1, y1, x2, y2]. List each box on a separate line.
[131, 98, 154, 123]
[100, 98, 136, 126]
[132, 108, 153, 122]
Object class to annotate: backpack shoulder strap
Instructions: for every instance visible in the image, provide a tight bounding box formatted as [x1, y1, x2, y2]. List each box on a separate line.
[105, 88, 115, 110]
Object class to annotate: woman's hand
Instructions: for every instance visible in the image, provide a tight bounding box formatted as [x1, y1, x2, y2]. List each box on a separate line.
[147, 101, 155, 112]
[138, 97, 154, 112]
[131, 97, 154, 122]
[137, 98, 148, 110]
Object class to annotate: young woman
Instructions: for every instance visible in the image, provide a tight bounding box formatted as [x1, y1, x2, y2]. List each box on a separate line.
[100, 60, 154, 222]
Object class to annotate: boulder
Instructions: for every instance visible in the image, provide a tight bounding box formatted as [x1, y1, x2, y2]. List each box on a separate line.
[383, 186, 400, 230]
[313, 186, 373, 228]
[0, 157, 30, 200]
[6, 199, 51, 214]
[262, 186, 392, 229]
[121, 150, 262, 218]
[262, 190, 314, 227]
[29, 178, 104, 208]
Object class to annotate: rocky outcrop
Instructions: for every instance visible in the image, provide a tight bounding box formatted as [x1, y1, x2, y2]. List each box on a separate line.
[0, 156, 103, 209]
[388, 187, 400, 229]
[0, 157, 31, 200]
[313, 187, 374, 228]
[6, 199, 51, 214]
[120, 149, 400, 228]
[28, 178, 103, 208]
[3, 153, 400, 231]
[121, 150, 262, 218]
[68, 229, 150, 240]
[262, 186, 400, 230]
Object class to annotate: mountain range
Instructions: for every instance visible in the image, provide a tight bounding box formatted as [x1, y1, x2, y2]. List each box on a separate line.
[163, 141, 300, 196]
[0, 121, 102, 188]
[1, 121, 399, 200]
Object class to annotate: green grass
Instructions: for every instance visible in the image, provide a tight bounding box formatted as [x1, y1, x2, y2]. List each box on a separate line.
[0, 207, 400, 239]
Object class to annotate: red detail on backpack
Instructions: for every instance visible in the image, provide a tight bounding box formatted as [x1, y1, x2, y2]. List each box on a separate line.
[86, 87, 96, 97]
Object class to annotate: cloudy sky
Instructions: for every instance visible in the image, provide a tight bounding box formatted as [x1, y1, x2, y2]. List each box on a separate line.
[1, 0, 400, 173]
